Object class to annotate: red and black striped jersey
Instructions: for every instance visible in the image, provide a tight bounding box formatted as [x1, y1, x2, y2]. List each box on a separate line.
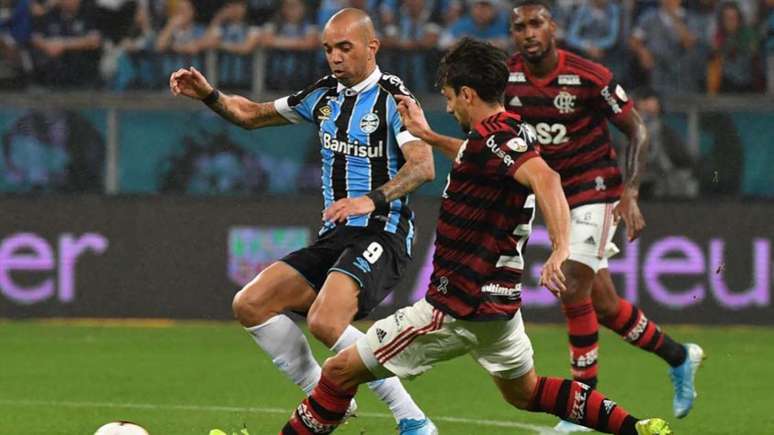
[505, 49, 633, 208]
[425, 111, 539, 320]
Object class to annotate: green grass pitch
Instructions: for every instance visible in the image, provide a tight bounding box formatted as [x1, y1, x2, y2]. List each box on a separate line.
[1, 319, 771, 434]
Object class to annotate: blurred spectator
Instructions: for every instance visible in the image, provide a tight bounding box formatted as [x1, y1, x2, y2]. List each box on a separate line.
[155, 0, 208, 81]
[436, 0, 464, 27]
[629, 0, 709, 95]
[93, 0, 138, 44]
[208, 0, 259, 89]
[159, 128, 269, 195]
[30, 0, 102, 88]
[0, 0, 31, 88]
[439, 0, 509, 50]
[552, 0, 582, 42]
[261, 0, 319, 90]
[245, 0, 279, 26]
[103, 0, 156, 90]
[565, 0, 621, 63]
[382, 0, 442, 92]
[0, 109, 105, 193]
[631, 87, 698, 198]
[707, 1, 761, 93]
[765, 0, 774, 93]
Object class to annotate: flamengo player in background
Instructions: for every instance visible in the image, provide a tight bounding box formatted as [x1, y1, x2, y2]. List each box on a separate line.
[170, 9, 438, 435]
[279, 38, 673, 435]
[507, 1, 704, 431]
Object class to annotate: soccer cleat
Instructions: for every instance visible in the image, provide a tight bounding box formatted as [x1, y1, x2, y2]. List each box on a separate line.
[669, 342, 705, 418]
[553, 419, 593, 432]
[635, 418, 673, 434]
[398, 417, 438, 435]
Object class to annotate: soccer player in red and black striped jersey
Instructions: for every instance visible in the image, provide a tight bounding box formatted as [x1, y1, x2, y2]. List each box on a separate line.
[507, 1, 704, 430]
[279, 38, 672, 435]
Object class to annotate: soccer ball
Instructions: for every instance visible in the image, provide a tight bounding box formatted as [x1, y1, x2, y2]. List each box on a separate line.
[94, 421, 149, 435]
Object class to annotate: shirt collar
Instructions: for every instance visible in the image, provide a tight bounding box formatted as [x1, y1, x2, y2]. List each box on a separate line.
[337, 66, 382, 96]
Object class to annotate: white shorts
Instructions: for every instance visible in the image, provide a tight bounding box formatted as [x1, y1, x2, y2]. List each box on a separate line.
[356, 299, 534, 380]
[568, 202, 620, 273]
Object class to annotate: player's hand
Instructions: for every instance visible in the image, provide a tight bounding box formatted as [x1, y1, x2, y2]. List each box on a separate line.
[540, 248, 568, 297]
[395, 95, 431, 140]
[322, 196, 377, 224]
[614, 189, 646, 242]
[169, 66, 213, 100]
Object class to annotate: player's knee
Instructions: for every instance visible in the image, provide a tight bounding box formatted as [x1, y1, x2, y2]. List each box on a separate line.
[308, 312, 345, 346]
[321, 353, 358, 390]
[232, 282, 276, 327]
[593, 297, 619, 320]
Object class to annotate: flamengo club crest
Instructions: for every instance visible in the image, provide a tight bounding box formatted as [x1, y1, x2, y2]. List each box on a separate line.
[360, 113, 380, 134]
[554, 91, 576, 114]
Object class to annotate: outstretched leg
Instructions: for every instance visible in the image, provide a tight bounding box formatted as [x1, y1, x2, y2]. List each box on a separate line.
[593, 268, 705, 418]
[492, 368, 672, 435]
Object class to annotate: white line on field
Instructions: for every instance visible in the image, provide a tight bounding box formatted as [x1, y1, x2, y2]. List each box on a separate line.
[0, 399, 559, 434]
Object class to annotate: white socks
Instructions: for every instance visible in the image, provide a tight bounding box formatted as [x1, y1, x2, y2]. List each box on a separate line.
[330, 325, 426, 422]
[247, 317, 425, 423]
[246, 314, 321, 394]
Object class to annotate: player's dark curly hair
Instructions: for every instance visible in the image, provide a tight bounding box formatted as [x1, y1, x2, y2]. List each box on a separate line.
[436, 37, 508, 105]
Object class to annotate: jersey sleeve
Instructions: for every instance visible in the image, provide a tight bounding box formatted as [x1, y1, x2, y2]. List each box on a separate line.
[472, 124, 540, 180]
[273, 76, 335, 124]
[383, 74, 421, 147]
[593, 69, 634, 121]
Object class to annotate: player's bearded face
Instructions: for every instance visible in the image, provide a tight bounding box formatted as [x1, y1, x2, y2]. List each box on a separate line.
[511, 7, 555, 62]
[443, 86, 471, 132]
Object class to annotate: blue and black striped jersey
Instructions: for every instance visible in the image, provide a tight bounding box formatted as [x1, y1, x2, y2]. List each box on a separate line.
[274, 67, 419, 246]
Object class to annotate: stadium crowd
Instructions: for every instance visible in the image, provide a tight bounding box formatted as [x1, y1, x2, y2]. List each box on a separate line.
[0, 0, 772, 94]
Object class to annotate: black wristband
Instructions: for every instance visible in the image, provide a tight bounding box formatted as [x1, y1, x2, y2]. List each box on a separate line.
[366, 190, 388, 209]
[202, 88, 220, 106]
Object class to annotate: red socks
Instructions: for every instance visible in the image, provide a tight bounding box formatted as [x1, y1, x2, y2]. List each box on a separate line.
[281, 375, 357, 435]
[530, 376, 638, 434]
[563, 299, 599, 388]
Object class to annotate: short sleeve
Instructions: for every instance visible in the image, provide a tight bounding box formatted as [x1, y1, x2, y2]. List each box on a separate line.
[474, 125, 540, 180]
[274, 76, 335, 124]
[383, 75, 421, 147]
[593, 69, 634, 121]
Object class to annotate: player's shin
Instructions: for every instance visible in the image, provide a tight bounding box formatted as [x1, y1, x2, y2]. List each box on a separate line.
[331, 325, 426, 422]
[563, 299, 599, 388]
[282, 374, 358, 435]
[529, 377, 639, 435]
[246, 314, 322, 394]
[599, 299, 686, 367]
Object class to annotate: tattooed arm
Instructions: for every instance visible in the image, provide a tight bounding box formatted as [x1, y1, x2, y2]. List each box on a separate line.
[322, 140, 435, 223]
[169, 67, 289, 129]
[611, 107, 650, 241]
[376, 140, 436, 201]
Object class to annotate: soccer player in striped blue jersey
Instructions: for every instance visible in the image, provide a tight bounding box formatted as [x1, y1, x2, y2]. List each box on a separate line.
[170, 8, 437, 434]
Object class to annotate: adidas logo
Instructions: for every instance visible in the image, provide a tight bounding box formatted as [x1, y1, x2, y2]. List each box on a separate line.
[376, 328, 387, 343]
[584, 236, 596, 246]
[509, 96, 522, 107]
[602, 399, 616, 413]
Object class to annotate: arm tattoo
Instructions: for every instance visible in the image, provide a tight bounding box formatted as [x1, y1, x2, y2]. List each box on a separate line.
[209, 94, 251, 129]
[378, 160, 431, 202]
[208, 94, 280, 129]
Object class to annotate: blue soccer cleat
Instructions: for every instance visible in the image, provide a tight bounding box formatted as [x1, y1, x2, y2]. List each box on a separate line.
[553, 419, 593, 432]
[398, 417, 438, 435]
[669, 342, 705, 418]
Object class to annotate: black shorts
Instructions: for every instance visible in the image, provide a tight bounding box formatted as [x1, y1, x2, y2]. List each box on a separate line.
[281, 224, 412, 319]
